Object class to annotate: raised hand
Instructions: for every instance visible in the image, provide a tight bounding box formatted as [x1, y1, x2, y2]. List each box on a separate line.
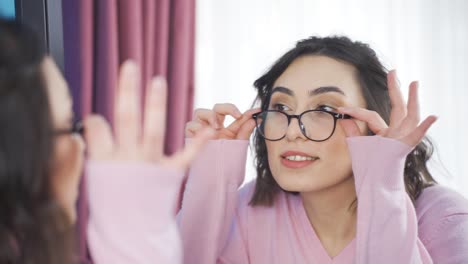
[83, 60, 214, 170]
[338, 70, 437, 147]
[185, 103, 259, 140]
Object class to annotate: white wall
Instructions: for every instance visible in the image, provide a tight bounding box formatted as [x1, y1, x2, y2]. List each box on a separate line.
[195, 0, 468, 197]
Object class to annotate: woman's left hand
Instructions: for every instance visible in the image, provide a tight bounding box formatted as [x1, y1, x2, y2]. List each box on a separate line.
[338, 70, 437, 147]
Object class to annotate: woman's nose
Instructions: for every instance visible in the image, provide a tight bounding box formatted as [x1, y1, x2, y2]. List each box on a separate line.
[284, 117, 307, 141]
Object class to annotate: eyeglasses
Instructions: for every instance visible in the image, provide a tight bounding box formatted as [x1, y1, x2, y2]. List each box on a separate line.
[54, 120, 84, 136]
[252, 110, 351, 142]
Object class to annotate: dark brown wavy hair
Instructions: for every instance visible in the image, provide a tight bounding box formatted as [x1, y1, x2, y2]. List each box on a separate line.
[250, 36, 436, 207]
[0, 19, 75, 263]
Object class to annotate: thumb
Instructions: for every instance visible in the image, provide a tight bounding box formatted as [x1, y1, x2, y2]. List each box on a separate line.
[338, 119, 362, 137]
[163, 127, 216, 170]
[236, 119, 256, 140]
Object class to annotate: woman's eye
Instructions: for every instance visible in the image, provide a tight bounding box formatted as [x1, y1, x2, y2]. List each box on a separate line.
[316, 104, 335, 112]
[272, 103, 290, 111]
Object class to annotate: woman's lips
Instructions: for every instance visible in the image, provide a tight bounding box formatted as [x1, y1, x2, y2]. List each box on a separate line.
[280, 151, 319, 169]
[280, 157, 317, 168]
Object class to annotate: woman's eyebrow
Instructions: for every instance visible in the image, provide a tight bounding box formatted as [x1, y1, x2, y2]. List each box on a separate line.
[271, 86, 294, 97]
[308, 86, 346, 96]
[271, 86, 346, 97]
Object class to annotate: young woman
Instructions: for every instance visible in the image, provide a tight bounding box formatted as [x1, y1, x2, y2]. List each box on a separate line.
[179, 36, 468, 263]
[0, 18, 212, 263]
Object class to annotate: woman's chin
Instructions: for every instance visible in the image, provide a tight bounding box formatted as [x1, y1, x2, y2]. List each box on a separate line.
[275, 177, 328, 194]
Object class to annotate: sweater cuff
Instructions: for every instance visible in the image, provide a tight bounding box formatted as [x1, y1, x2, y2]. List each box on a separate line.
[185, 139, 249, 187]
[346, 136, 413, 191]
[86, 161, 184, 226]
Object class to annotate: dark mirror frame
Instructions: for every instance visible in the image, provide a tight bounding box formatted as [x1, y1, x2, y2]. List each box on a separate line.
[15, 0, 64, 71]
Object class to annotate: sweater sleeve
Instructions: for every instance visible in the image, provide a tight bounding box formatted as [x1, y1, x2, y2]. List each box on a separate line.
[421, 214, 468, 263]
[417, 186, 468, 263]
[177, 139, 250, 264]
[347, 136, 433, 264]
[86, 161, 184, 264]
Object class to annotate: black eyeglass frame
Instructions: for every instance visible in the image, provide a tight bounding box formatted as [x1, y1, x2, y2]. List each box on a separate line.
[252, 109, 352, 142]
[53, 120, 84, 136]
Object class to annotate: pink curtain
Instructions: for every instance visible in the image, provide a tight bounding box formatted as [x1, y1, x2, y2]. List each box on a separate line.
[63, 0, 195, 262]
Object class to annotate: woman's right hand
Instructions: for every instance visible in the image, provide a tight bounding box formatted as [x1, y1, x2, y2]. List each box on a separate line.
[185, 103, 259, 140]
[83, 60, 215, 171]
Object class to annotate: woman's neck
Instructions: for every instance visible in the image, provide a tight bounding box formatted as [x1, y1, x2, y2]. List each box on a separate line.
[300, 176, 357, 257]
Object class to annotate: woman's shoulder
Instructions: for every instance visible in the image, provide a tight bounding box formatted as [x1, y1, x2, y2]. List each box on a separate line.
[416, 184, 468, 218]
[415, 184, 468, 244]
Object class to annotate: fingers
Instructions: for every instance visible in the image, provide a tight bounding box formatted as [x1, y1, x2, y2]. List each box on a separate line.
[213, 103, 242, 118]
[236, 119, 256, 140]
[82, 115, 114, 160]
[226, 108, 260, 135]
[404, 81, 421, 126]
[142, 76, 167, 158]
[392, 81, 421, 138]
[338, 107, 388, 135]
[191, 105, 253, 139]
[402, 115, 437, 146]
[114, 60, 141, 153]
[192, 104, 242, 130]
[387, 70, 407, 127]
[339, 73, 434, 146]
[164, 128, 216, 170]
[185, 121, 203, 137]
[212, 103, 242, 127]
[193, 108, 219, 128]
[338, 119, 362, 137]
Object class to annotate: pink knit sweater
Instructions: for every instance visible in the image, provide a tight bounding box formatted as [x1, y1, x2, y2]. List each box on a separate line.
[177, 136, 468, 263]
[86, 162, 185, 263]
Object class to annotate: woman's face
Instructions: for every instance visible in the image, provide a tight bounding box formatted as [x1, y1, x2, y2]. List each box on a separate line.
[265, 55, 367, 194]
[42, 57, 84, 223]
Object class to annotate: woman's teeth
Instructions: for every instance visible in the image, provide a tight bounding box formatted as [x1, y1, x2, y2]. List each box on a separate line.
[284, 155, 317, 161]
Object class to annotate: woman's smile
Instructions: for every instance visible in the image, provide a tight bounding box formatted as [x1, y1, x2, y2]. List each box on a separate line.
[280, 150, 319, 169]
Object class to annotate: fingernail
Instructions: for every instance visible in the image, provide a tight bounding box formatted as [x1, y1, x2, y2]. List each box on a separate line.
[123, 60, 138, 73]
[235, 110, 242, 118]
[152, 76, 166, 88]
